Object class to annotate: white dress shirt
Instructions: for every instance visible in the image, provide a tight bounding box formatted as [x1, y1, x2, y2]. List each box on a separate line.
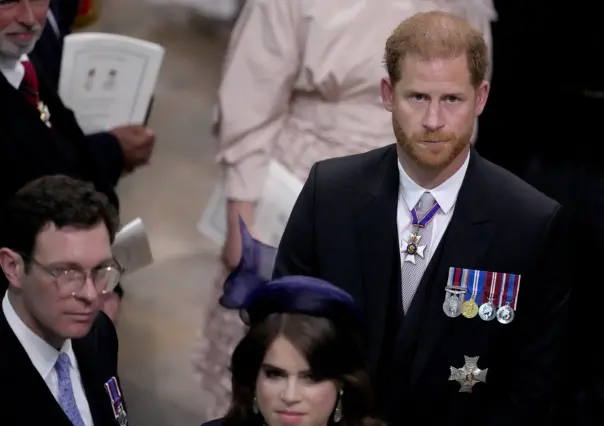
[2, 292, 94, 426]
[0, 54, 27, 89]
[397, 151, 470, 265]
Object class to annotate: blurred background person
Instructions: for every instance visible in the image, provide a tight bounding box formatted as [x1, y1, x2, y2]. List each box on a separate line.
[146, 0, 243, 21]
[72, 0, 102, 29]
[201, 222, 382, 426]
[192, 0, 496, 420]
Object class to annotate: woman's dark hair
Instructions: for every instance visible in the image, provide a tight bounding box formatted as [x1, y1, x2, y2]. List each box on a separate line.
[224, 312, 383, 426]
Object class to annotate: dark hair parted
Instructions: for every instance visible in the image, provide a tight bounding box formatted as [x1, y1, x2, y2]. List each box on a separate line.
[224, 313, 384, 426]
[0, 175, 119, 265]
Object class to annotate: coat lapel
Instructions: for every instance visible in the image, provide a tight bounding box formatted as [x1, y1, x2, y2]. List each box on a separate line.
[355, 145, 400, 368]
[0, 66, 118, 208]
[409, 151, 494, 385]
[73, 336, 119, 426]
[0, 73, 62, 175]
[0, 310, 72, 425]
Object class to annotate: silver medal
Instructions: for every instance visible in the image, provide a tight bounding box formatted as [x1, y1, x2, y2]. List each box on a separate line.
[478, 301, 496, 321]
[117, 405, 128, 426]
[443, 294, 462, 318]
[496, 304, 515, 324]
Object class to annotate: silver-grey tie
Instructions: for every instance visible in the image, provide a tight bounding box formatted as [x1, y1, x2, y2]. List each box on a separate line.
[401, 192, 438, 312]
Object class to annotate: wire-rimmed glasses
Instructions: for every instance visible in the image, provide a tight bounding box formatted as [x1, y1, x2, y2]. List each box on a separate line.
[25, 256, 124, 296]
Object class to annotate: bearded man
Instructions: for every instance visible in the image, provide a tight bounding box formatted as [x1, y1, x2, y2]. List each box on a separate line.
[273, 11, 569, 426]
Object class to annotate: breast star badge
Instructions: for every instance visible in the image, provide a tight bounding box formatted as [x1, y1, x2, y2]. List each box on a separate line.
[449, 355, 487, 393]
[401, 234, 425, 264]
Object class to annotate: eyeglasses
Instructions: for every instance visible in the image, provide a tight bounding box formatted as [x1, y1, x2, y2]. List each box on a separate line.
[25, 256, 124, 296]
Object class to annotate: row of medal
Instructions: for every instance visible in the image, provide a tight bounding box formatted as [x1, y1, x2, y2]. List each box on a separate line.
[443, 267, 521, 325]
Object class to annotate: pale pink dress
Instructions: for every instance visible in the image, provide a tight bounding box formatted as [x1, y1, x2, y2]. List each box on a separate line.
[192, 0, 496, 420]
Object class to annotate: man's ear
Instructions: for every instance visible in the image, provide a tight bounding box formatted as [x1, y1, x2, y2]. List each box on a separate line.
[0, 248, 25, 290]
[381, 77, 395, 112]
[474, 80, 490, 116]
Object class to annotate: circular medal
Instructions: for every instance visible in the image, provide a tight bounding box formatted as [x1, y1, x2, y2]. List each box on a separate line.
[406, 243, 417, 255]
[443, 295, 462, 318]
[496, 305, 515, 324]
[462, 299, 479, 318]
[478, 302, 496, 321]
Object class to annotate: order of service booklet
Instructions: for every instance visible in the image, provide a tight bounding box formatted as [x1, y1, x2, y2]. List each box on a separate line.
[58, 32, 165, 134]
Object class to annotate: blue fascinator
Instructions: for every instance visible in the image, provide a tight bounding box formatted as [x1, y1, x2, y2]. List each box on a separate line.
[219, 218, 362, 326]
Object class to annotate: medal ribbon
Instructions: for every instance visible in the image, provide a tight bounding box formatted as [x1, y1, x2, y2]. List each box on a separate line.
[498, 273, 520, 310]
[497, 274, 507, 309]
[104, 377, 123, 417]
[474, 270, 486, 305]
[504, 274, 514, 308]
[505, 274, 521, 310]
[461, 269, 469, 293]
[410, 201, 440, 228]
[463, 270, 489, 305]
[446, 267, 467, 293]
[463, 269, 477, 303]
[446, 267, 454, 286]
[482, 271, 497, 303]
[453, 267, 463, 288]
[461, 268, 468, 290]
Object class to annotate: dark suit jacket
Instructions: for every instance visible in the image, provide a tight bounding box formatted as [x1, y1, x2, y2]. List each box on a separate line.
[0, 62, 121, 294]
[274, 145, 569, 426]
[30, 0, 125, 182]
[0, 309, 126, 425]
[0, 63, 120, 204]
[32, 0, 79, 91]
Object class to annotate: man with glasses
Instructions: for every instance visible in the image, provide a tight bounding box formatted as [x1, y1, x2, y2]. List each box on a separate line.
[0, 175, 128, 425]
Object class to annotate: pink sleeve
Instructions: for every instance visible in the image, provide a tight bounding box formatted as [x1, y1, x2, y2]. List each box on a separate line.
[215, 0, 302, 201]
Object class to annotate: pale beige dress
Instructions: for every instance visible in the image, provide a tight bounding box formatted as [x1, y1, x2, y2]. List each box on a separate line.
[192, 0, 496, 420]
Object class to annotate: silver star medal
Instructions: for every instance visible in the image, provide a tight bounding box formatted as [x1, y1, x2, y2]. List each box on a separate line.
[449, 355, 488, 393]
[401, 233, 426, 264]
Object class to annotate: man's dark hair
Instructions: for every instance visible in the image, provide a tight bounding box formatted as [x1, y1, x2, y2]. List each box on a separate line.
[0, 175, 119, 263]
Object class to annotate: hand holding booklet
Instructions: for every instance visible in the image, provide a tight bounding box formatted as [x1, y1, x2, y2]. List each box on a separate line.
[112, 218, 154, 275]
[58, 32, 165, 135]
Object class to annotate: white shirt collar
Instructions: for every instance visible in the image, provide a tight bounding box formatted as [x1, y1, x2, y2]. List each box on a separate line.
[2, 291, 76, 379]
[398, 150, 470, 213]
[0, 54, 28, 89]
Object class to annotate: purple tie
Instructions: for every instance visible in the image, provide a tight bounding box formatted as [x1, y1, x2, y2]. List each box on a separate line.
[55, 353, 86, 426]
